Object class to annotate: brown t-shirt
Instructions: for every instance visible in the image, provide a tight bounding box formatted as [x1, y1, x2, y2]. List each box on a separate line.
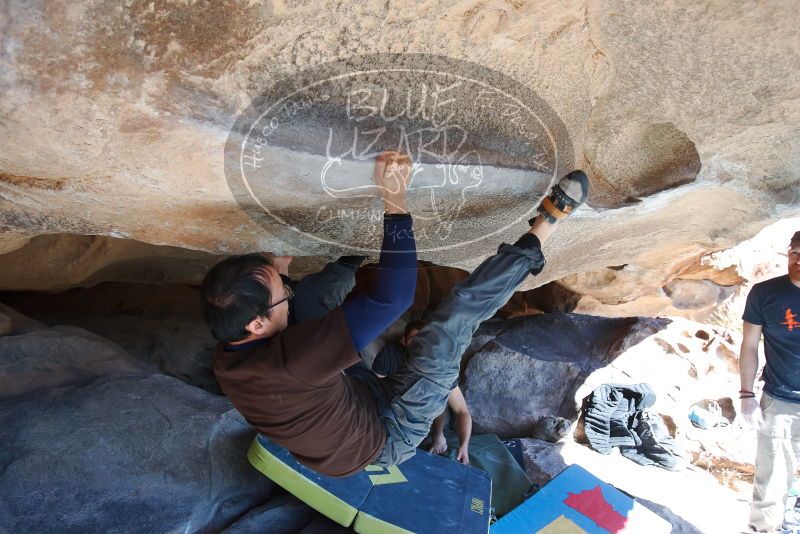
[213, 307, 387, 477]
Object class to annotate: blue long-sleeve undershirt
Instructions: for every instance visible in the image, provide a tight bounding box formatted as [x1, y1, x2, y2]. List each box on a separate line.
[342, 214, 417, 351]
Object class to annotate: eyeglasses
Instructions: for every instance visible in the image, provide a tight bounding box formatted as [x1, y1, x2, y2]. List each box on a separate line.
[265, 282, 294, 311]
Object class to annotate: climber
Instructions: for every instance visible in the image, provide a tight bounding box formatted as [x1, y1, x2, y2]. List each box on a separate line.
[372, 320, 473, 464]
[739, 231, 800, 533]
[200, 150, 589, 476]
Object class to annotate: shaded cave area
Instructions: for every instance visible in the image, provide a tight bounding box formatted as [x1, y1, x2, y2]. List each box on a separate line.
[0, 245, 738, 533]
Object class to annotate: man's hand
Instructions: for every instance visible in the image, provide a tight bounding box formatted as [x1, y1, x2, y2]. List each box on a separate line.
[374, 151, 412, 215]
[456, 444, 470, 465]
[740, 397, 763, 427]
[261, 253, 293, 276]
[739, 321, 763, 428]
[272, 255, 293, 276]
[428, 434, 447, 455]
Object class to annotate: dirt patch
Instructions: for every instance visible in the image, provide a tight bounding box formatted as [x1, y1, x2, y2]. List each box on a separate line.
[0, 173, 66, 191]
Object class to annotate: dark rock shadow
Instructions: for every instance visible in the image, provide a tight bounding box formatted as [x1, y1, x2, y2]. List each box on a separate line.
[0, 282, 221, 394]
[223, 491, 319, 533]
[459, 312, 672, 438]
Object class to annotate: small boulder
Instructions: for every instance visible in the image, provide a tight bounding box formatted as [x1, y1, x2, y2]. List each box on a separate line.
[531, 415, 571, 443]
[463, 341, 581, 436]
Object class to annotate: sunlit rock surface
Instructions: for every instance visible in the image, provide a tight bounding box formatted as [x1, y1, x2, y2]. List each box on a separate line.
[0, 0, 798, 293]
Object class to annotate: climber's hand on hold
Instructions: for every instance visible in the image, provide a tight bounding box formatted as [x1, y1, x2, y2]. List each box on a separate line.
[374, 151, 412, 215]
[261, 253, 293, 276]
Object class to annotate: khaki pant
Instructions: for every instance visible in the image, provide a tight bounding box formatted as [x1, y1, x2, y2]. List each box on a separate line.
[750, 392, 800, 532]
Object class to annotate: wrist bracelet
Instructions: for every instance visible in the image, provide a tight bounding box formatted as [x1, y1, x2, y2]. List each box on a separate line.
[740, 393, 756, 399]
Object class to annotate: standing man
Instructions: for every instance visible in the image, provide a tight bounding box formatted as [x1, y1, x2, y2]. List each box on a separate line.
[740, 231, 800, 533]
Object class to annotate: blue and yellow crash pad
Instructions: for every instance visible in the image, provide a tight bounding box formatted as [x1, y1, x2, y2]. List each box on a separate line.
[490, 464, 671, 534]
[247, 434, 492, 533]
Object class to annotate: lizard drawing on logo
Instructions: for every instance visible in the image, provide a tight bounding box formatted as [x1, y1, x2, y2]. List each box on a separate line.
[320, 150, 484, 241]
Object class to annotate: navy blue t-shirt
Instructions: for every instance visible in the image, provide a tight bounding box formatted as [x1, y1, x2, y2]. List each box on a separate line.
[742, 275, 800, 403]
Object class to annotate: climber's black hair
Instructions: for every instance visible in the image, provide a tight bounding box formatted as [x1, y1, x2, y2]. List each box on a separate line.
[200, 253, 273, 343]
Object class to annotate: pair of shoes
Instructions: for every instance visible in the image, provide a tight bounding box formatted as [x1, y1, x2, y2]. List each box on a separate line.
[689, 400, 729, 429]
[532, 170, 590, 224]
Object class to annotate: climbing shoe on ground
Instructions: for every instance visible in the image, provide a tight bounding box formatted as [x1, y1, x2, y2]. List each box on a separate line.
[532, 170, 590, 224]
[688, 400, 729, 429]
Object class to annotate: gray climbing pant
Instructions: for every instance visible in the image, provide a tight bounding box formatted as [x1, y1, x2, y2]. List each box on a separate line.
[288, 243, 545, 469]
[371, 239, 545, 467]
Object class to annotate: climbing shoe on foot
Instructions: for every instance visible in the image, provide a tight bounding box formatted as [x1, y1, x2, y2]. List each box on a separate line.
[532, 170, 589, 224]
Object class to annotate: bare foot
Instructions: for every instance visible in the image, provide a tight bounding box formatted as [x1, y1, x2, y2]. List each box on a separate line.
[528, 214, 558, 244]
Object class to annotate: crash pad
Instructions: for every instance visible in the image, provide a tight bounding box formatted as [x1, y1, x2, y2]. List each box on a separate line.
[247, 434, 492, 533]
[440, 431, 533, 517]
[490, 464, 671, 534]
